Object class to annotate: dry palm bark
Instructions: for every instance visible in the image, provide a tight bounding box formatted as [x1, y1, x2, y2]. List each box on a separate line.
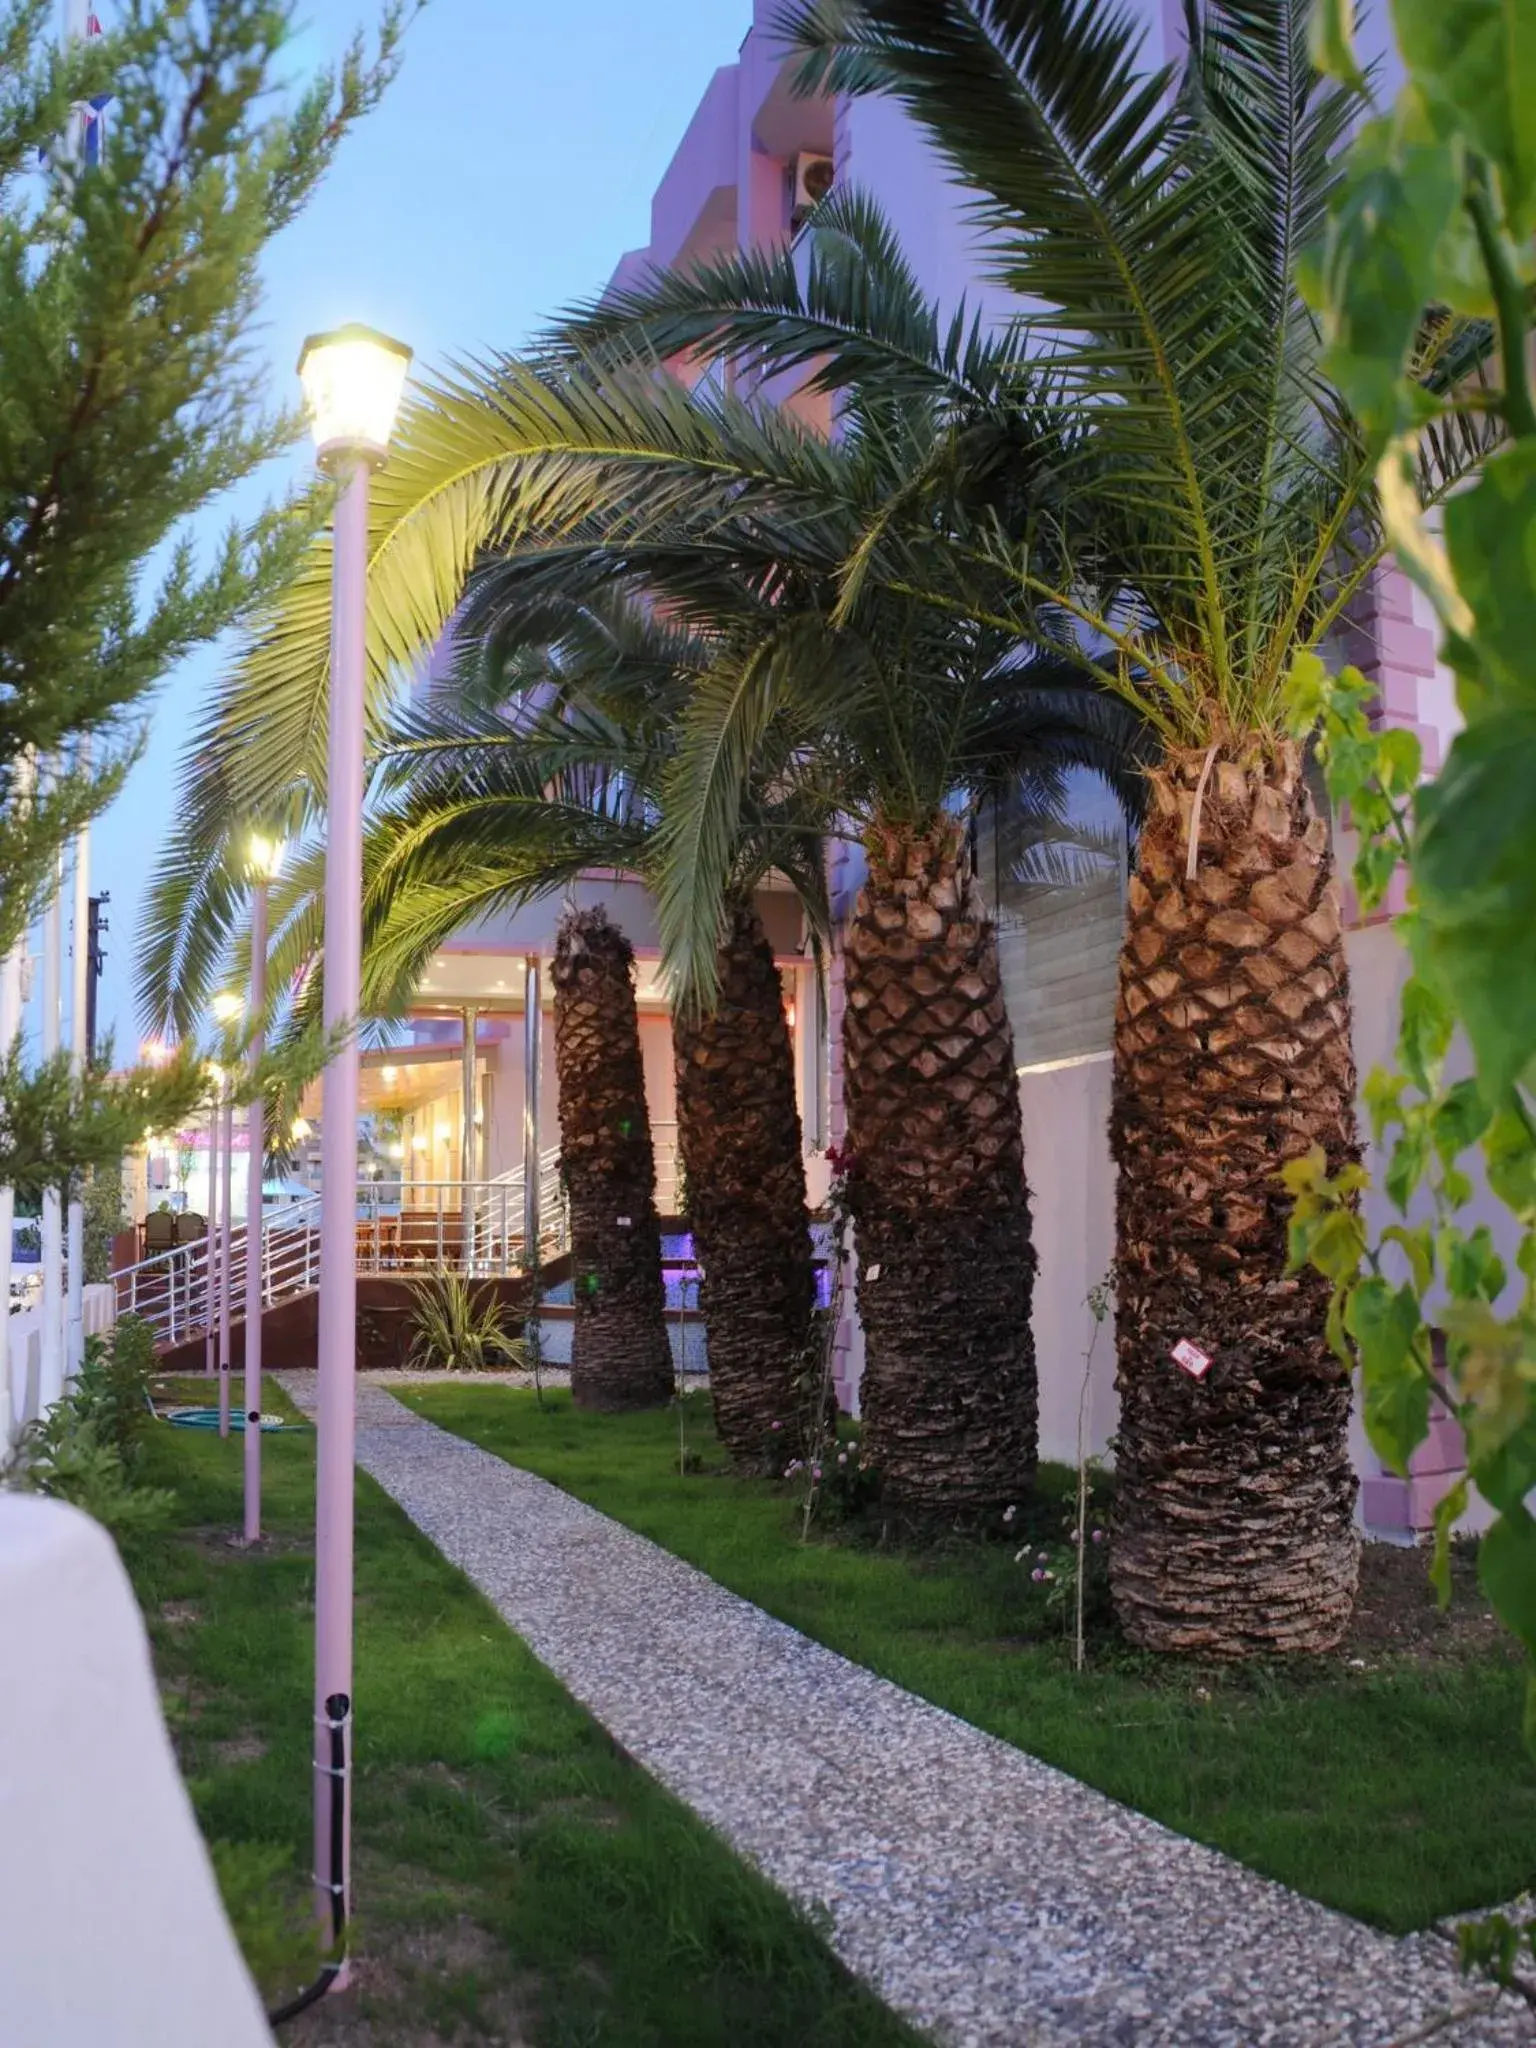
[1110, 738, 1360, 1655]
[551, 906, 672, 1410]
[673, 905, 816, 1469]
[843, 815, 1037, 1514]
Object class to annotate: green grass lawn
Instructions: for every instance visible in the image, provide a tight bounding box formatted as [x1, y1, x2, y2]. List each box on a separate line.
[403, 1383, 1536, 1936]
[124, 1380, 919, 2048]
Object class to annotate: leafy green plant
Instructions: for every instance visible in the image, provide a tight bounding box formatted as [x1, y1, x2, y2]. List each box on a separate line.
[1285, 0, 1536, 1749]
[406, 1271, 528, 1374]
[83, 1156, 127, 1283]
[8, 1313, 171, 1532]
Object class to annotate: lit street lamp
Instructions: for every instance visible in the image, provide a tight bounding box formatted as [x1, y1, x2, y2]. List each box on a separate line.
[298, 321, 411, 1973]
[243, 833, 284, 1543]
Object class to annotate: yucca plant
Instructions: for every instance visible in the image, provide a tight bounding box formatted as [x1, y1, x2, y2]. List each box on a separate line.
[773, 0, 1499, 1648]
[405, 1269, 527, 1375]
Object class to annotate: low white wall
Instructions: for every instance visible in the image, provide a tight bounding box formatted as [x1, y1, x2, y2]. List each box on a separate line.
[6, 1283, 118, 1437]
[0, 1495, 274, 2047]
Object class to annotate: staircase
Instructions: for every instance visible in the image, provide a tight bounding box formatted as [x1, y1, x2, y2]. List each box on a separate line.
[113, 1178, 571, 1356]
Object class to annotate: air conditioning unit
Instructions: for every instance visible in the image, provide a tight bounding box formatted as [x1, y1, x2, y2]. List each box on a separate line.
[790, 151, 835, 227]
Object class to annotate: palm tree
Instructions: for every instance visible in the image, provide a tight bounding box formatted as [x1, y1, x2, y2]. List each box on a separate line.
[136, 204, 1138, 1513]
[351, 607, 828, 1450]
[671, 901, 818, 1465]
[551, 210, 1144, 1517]
[549, 902, 673, 1409]
[150, 585, 830, 1445]
[773, 0, 1497, 1647]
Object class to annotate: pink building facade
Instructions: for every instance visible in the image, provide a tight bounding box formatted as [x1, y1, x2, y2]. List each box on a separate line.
[601, 0, 1487, 1538]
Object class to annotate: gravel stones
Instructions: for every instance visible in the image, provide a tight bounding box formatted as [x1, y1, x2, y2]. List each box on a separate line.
[278, 1378, 1536, 2048]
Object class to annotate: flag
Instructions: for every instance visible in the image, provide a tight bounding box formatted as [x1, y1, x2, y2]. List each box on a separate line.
[79, 8, 110, 167]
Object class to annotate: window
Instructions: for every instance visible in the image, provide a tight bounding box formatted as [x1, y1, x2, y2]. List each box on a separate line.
[973, 769, 1128, 1070]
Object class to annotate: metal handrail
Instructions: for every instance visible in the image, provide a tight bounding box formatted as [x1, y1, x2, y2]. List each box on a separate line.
[111, 1180, 546, 1348]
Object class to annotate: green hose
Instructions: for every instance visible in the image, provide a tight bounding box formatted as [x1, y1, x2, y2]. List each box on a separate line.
[165, 1406, 299, 1432]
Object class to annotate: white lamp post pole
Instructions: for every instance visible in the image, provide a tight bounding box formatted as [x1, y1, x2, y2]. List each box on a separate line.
[210, 991, 244, 1438]
[243, 840, 280, 1541]
[218, 1084, 234, 1431]
[299, 323, 411, 1968]
[205, 1080, 220, 1379]
[39, 842, 64, 1415]
[0, 752, 34, 1449]
[66, 792, 90, 1381]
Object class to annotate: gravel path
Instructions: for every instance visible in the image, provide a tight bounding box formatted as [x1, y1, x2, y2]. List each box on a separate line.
[281, 1376, 1536, 2048]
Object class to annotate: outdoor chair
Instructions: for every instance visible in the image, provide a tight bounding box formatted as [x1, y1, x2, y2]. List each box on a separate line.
[144, 1211, 176, 1254]
[173, 1212, 207, 1246]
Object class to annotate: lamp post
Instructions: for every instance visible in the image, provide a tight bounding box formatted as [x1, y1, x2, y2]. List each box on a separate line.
[39, 843, 64, 1415]
[204, 1069, 221, 1381]
[243, 834, 284, 1541]
[66, 768, 90, 1383]
[211, 992, 243, 1436]
[298, 322, 411, 1967]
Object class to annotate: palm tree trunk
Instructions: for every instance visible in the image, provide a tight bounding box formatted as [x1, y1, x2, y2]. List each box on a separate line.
[673, 905, 816, 1469]
[551, 906, 672, 1410]
[1109, 737, 1360, 1654]
[843, 813, 1037, 1515]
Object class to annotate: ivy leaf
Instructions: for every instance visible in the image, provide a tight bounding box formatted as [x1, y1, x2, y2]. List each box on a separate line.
[1397, 975, 1453, 1094]
[1485, 1106, 1536, 1212]
[1383, 1222, 1436, 1295]
[1475, 1427, 1536, 1516]
[1307, 100, 1464, 438]
[1479, 1507, 1536, 1660]
[1441, 443, 1536, 705]
[1395, 0, 1536, 240]
[1308, 0, 1365, 85]
[1348, 1277, 1429, 1472]
[1416, 705, 1536, 1095]
[1432, 1078, 1493, 1162]
[1385, 1122, 1430, 1214]
[1440, 1223, 1509, 1302]
[1376, 725, 1424, 797]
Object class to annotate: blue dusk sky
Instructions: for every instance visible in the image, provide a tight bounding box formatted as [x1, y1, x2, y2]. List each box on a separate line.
[89, 0, 745, 1050]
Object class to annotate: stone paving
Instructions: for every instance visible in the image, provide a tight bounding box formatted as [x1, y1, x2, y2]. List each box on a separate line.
[281, 1376, 1536, 2048]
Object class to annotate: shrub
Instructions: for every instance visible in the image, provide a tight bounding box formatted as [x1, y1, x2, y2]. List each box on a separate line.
[406, 1271, 528, 1374]
[8, 1313, 172, 1534]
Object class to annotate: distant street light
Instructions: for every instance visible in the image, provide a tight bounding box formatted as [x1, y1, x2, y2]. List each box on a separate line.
[243, 833, 284, 1542]
[297, 321, 411, 1980]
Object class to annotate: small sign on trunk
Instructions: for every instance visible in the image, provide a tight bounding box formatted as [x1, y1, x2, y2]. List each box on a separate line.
[1171, 1337, 1212, 1380]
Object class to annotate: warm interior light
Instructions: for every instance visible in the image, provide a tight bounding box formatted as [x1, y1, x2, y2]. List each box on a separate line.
[785, 1002, 796, 1030]
[297, 324, 412, 462]
[248, 832, 286, 881]
[411, 1132, 428, 1152]
[388, 1141, 405, 1161]
[380, 1064, 398, 1084]
[211, 991, 243, 1025]
[291, 1116, 311, 1141]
